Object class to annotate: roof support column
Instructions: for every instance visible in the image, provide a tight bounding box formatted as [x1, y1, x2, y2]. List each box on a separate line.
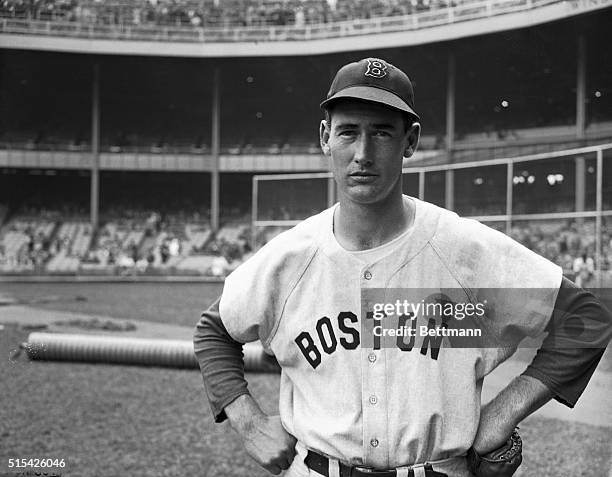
[576, 32, 586, 140]
[445, 51, 456, 159]
[575, 31, 587, 226]
[445, 169, 454, 211]
[90, 62, 100, 231]
[211, 66, 221, 231]
[575, 156, 585, 219]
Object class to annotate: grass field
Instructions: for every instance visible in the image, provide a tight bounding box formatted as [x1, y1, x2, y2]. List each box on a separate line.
[1, 282, 611, 477]
[0, 282, 224, 327]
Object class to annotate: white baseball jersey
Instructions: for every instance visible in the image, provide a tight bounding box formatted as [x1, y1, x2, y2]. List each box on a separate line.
[219, 196, 562, 477]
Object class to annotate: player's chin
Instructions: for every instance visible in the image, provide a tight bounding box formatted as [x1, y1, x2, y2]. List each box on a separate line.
[344, 185, 387, 204]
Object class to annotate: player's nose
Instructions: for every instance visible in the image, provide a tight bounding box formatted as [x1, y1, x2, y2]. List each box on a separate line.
[353, 134, 373, 166]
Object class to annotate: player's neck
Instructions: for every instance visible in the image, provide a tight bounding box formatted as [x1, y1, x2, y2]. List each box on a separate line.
[334, 194, 413, 251]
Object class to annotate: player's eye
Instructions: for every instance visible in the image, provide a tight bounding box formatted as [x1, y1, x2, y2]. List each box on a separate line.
[373, 130, 392, 137]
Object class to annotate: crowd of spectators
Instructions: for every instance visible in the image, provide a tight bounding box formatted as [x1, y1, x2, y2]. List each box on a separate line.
[0, 219, 54, 271]
[1, 201, 611, 281]
[0, 202, 254, 275]
[0, 0, 449, 28]
[509, 219, 612, 287]
[78, 209, 190, 272]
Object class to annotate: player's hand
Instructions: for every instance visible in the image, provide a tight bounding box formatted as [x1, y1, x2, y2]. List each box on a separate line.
[242, 413, 297, 474]
[225, 395, 297, 474]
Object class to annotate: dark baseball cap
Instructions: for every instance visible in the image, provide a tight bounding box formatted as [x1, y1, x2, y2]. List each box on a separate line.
[320, 58, 419, 120]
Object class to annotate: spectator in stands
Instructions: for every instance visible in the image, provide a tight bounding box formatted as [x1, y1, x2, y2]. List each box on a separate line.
[160, 239, 170, 264]
[294, 5, 305, 25]
[211, 253, 229, 277]
[169, 236, 180, 257]
[146, 247, 156, 267]
[573, 252, 595, 287]
[129, 240, 139, 263]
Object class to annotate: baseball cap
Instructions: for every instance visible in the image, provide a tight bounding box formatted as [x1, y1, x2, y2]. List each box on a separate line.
[320, 58, 419, 120]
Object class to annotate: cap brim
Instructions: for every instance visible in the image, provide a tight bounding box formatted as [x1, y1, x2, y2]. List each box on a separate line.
[320, 86, 419, 119]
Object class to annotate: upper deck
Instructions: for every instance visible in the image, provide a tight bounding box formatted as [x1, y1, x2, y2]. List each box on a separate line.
[1, 0, 610, 57]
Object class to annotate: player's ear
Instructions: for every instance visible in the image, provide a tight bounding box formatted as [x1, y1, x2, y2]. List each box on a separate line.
[320, 119, 331, 156]
[404, 122, 420, 158]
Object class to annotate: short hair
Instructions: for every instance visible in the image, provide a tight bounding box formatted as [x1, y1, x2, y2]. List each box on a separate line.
[323, 99, 418, 133]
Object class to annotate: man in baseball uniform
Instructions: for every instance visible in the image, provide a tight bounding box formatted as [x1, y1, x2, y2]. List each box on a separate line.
[194, 58, 611, 477]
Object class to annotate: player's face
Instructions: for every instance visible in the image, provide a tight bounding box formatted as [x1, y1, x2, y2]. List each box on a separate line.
[320, 100, 419, 206]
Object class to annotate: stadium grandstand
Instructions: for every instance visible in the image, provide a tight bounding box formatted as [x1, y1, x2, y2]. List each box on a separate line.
[1, 0, 432, 27]
[0, 0, 611, 283]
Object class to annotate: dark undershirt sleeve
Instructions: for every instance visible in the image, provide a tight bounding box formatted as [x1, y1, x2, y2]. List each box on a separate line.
[193, 297, 249, 423]
[522, 277, 612, 407]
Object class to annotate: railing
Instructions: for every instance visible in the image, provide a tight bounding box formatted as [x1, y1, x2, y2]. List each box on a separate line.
[0, 0, 562, 43]
[252, 143, 612, 286]
[3, 129, 610, 158]
[0, 141, 320, 155]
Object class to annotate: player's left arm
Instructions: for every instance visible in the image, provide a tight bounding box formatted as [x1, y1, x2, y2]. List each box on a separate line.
[473, 277, 612, 454]
[472, 375, 552, 453]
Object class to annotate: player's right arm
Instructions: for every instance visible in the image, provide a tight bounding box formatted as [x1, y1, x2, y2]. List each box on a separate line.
[194, 225, 316, 473]
[193, 297, 249, 422]
[193, 297, 296, 474]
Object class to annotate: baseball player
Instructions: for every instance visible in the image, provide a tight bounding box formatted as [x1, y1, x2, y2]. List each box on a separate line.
[194, 58, 611, 477]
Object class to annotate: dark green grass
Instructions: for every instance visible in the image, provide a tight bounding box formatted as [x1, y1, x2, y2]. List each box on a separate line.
[1, 282, 611, 476]
[1, 324, 277, 477]
[0, 282, 223, 328]
[519, 416, 612, 476]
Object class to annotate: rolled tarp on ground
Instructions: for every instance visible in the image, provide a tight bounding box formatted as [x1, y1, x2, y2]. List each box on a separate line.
[24, 333, 280, 372]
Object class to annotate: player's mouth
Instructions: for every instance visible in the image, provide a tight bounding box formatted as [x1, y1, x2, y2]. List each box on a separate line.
[349, 171, 378, 183]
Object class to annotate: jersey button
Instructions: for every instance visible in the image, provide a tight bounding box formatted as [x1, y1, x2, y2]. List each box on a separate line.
[364, 270, 372, 280]
[368, 353, 377, 363]
[369, 395, 378, 405]
[370, 438, 379, 448]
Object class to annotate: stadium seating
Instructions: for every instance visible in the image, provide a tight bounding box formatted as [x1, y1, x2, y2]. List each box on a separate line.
[184, 224, 212, 253]
[174, 255, 217, 274]
[255, 225, 287, 247]
[0, 199, 609, 281]
[2, 230, 30, 259]
[0, 216, 55, 271]
[216, 222, 247, 245]
[508, 219, 602, 280]
[45, 221, 91, 273]
[0, 0, 442, 27]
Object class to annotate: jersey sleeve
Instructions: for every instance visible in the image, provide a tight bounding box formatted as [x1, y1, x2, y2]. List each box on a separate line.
[522, 277, 612, 407]
[432, 215, 563, 349]
[219, 223, 318, 347]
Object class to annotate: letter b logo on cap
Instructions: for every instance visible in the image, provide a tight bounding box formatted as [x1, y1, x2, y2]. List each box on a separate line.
[365, 59, 388, 78]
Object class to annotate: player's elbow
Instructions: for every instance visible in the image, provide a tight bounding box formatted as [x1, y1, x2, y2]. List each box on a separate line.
[194, 297, 244, 356]
[194, 297, 225, 350]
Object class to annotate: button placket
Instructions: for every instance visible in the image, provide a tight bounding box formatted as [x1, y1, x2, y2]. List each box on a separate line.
[361, 264, 387, 466]
[362, 346, 387, 466]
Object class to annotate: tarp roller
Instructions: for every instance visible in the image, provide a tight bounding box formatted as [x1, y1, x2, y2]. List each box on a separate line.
[24, 332, 280, 372]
